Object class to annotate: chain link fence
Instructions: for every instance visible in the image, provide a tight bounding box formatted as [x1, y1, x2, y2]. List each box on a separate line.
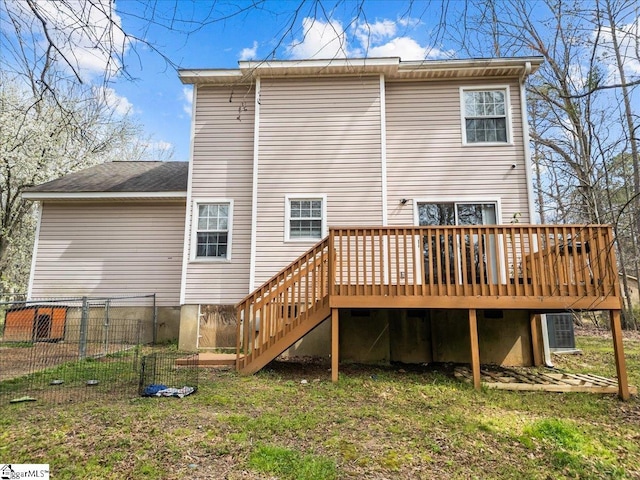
[0, 294, 193, 404]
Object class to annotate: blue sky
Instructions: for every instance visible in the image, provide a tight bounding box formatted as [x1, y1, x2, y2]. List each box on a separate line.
[25, 0, 632, 163]
[107, 1, 456, 161]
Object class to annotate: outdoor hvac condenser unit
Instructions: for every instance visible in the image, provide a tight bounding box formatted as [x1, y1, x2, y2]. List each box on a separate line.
[3, 306, 68, 342]
[546, 313, 578, 352]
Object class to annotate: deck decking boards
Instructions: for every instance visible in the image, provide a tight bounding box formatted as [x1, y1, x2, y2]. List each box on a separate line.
[454, 365, 637, 395]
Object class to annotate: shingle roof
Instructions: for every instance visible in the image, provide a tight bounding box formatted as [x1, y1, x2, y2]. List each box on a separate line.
[24, 161, 188, 194]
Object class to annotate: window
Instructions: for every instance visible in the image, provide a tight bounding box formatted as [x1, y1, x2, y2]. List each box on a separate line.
[285, 196, 326, 241]
[462, 88, 509, 144]
[418, 202, 497, 226]
[193, 201, 232, 260]
[417, 201, 498, 285]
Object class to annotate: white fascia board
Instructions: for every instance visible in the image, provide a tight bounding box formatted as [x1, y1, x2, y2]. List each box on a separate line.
[399, 57, 543, 74]
[239, 57, 400, 71]
[21, 191, 187, 200]
[178, 69, 244, 84]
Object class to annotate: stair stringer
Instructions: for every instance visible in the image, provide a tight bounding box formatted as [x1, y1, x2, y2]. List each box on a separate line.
[238, 302, 331, 375]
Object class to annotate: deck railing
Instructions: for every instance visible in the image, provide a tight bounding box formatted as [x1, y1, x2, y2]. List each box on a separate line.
[236, 238, 330, 370]
[237, 224, 620, 371]
[329, 225, 620, 301]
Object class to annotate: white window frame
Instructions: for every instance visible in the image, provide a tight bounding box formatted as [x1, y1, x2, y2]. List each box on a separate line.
[190, 198, 233, 262]
[413, 197, 502, 226]
[460, 86, 513, 146]
[284, 194, 328, 242]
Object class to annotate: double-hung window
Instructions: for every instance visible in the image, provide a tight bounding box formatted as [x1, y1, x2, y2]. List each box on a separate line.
[462, 88, 510, 144]
[193, 201, 232, 260]
[285, 196, 326, 241]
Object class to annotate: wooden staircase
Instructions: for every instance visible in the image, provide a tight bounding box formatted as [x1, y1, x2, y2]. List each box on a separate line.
[236, 238, 331, 374]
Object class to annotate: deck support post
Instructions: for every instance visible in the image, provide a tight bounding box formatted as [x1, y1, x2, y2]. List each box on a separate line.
[331, 308, 339, 382]
[530, 313, 543, 367]
[468, 309, 481, 391]
[610, 310, 630, 401]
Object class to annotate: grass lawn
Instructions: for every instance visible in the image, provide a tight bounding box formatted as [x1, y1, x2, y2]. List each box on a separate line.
[1, 331, 639, 479]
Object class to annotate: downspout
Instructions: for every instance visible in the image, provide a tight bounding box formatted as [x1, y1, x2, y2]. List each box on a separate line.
[380, 74, 388, 227]
[520, 61, 553, 367]
[248, 78, 261, 292]
[26, 202, 42, 299]
[179, 84, 197, 306]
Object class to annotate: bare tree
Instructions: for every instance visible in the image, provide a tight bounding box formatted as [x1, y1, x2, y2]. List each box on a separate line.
[597, 0, 640, 314]
[451, 0, 639, 327]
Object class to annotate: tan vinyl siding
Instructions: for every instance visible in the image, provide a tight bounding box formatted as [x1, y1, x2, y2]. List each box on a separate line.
[30, 201, 185, 306]
[254, 76, 383, 286]
[385, 79, 530, 225]
[184, 85, 254, 303]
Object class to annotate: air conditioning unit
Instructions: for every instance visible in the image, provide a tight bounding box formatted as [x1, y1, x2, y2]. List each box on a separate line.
[546, 313, 580, 353]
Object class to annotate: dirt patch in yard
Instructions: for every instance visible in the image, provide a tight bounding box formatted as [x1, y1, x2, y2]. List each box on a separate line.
[0, 342, 131, 381]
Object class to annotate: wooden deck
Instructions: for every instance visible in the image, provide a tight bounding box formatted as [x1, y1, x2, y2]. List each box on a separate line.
[328, 225, 620, 310]
[235, 225, 630, 400]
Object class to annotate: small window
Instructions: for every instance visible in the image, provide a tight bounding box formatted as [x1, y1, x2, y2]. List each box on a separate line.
[193, 201, 232, 259]
[462, 89, 509, 144]
[286, 196, 326, 241]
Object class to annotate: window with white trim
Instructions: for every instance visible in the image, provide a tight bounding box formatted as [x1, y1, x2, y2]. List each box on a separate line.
[462, 89, 509, 144]
[286, 197, 325, 241]
[417, 201, 498, 284]
[418, 202, 497, 226]
[194, 202, 231, 259]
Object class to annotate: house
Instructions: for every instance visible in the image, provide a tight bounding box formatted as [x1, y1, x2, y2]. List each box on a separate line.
[619, 273, 639, 308]
[23, 57, 630, 399]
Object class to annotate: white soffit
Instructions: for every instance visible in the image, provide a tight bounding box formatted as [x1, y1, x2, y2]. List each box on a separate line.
[178, 57, 543, 85]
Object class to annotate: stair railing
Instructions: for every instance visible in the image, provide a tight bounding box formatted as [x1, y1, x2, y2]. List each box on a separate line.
[236, 237, 330, 370]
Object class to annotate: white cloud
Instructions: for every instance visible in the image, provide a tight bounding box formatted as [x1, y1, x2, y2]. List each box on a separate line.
[8, 0, 130, 81]
[182, 86, 193, 116]
[566, 63, 588, 91]
[287, 17, 350, 59]
[397, 16, 421, 29]
[94, 86, 133, 115]
[368, 37, 429, 60]
[597, 16, 640, 80]
[287, 16, 453, 61]
[147, 140, 173, 152]
[355, 20, 397, 48]
[239, 41, 258, 60]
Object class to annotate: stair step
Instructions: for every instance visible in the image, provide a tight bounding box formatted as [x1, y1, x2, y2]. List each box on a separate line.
[176, 353, 239, 367]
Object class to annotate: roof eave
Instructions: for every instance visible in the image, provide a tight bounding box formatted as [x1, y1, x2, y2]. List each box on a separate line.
[398, 56, 544, 74]
[22, 191, 188, 201]
[178, 69, 246, 85]
[178, 56, 544, 84]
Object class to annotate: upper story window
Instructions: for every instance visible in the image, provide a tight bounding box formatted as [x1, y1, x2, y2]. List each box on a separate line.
[193, 200, 233, 260]
[462, 88, 510, 144]
[285, 195, 326, 241]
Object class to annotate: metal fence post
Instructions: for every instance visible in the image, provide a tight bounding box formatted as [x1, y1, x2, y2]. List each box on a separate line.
[153, 294, 157, 345]
[103, 299, 111, 355]
[79, 296, 89, 360]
